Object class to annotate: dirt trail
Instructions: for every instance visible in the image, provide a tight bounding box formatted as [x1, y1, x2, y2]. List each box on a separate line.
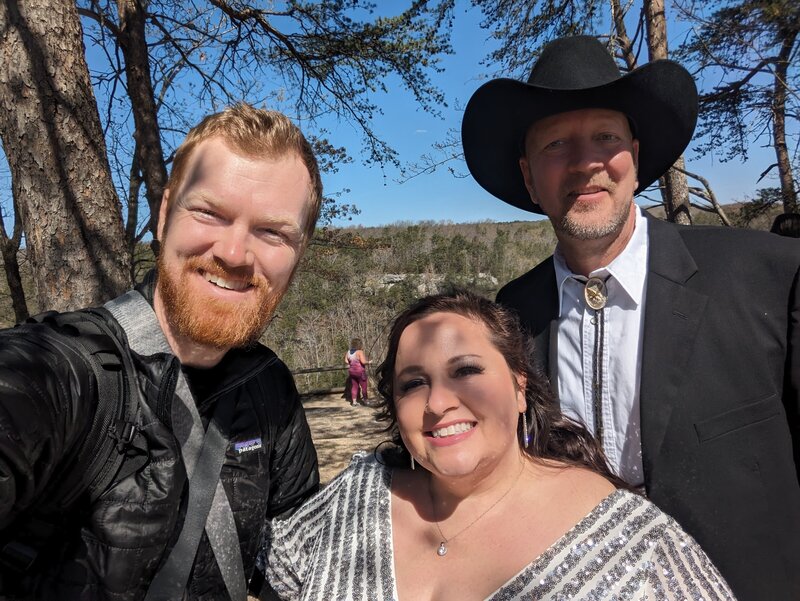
[301, 392, 389, 484]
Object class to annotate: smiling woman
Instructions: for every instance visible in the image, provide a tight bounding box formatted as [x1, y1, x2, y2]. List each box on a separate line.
[390, 309, 528, 481]
[257, 291, 738, 601]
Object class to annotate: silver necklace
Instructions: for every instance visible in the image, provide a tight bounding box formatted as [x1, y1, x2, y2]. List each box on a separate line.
[429, 462, 525, 557]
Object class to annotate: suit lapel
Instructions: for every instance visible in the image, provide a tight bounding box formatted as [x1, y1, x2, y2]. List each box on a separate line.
[528, 259, 559, 382]
[640, 216, 708, 487]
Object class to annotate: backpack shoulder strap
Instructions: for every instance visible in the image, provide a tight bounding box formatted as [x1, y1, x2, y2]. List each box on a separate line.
[0, 309, 142, 576]
[27, 307, 141, 508]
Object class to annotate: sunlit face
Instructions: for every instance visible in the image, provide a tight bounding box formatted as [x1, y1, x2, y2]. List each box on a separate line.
[519, 108, 639, 242]
[155, 136, 312, 351]
[393, 312, 527, 479]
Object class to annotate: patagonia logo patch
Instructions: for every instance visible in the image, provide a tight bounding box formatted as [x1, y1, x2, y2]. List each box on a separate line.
[234, 437, 263, 455]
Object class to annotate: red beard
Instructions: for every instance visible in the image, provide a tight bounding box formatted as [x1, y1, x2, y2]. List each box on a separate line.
[156, 253, 282, 349]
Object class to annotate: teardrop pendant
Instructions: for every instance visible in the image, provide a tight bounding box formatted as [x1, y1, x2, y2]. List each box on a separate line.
[437, 541, 447, 557]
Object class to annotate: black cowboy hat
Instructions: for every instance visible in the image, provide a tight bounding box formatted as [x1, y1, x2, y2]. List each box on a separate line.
[461, 35, 698, 214]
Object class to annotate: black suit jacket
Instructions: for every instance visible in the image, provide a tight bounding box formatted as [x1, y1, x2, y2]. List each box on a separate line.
[497, 215, 800, 601]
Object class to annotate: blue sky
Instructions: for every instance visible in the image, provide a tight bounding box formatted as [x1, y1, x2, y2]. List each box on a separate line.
[319, 6, 542, 227]
[318, 5, 785, 229]
[0, 3, 787, 232]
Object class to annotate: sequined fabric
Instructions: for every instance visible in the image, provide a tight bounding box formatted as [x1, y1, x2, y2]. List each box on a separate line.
[260, 455, 736, 600]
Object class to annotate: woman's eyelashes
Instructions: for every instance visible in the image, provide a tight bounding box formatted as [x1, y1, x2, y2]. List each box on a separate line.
[453, 362, 484, 377]
[397, 363, 484, 392]
[398, 377, 427, 394]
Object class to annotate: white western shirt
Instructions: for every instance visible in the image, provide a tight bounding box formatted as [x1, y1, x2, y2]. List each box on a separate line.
[552, 207, 648, 486]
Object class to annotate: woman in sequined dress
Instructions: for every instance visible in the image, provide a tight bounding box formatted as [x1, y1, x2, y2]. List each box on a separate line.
[259, 291, 735, 600]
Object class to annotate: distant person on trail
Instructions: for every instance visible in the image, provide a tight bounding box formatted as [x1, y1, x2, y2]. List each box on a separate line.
[345, 337, 370, 405]
[0, 103, 320, 600]
[460, 34, 800, 601]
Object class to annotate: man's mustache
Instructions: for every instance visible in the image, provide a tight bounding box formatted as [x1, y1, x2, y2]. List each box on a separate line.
[184, 257, 268, 290]
[562, 177, 617, 199]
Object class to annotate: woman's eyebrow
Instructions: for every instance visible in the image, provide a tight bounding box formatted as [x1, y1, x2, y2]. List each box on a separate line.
[395, 364, 424, 380]
[447, 354, 482, 364]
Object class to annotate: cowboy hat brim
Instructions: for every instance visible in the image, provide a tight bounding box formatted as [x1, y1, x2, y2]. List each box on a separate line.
[461, 60, 698, 214]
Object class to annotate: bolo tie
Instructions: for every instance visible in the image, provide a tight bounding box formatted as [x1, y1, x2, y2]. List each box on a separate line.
[583, 276, 609, 445]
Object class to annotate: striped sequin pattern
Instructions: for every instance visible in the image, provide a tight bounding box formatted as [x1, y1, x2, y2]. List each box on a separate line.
[261, 455, 736, 600]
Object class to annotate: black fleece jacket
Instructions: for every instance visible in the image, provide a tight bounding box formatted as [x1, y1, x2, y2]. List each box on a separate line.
[0, 275, 319, 600]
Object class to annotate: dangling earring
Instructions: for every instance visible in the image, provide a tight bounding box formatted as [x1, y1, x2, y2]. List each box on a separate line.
[521, 411, 530, 447]
[410, 455, 416, 470]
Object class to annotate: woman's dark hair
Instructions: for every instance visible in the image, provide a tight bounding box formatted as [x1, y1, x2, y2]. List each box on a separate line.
[350, 338, 363, 350]
[375, 289, 629, 489]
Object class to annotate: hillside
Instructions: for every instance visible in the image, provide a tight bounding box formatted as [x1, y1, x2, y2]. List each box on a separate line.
[263, 218, 557, 391]
[0, 204, 779, 392]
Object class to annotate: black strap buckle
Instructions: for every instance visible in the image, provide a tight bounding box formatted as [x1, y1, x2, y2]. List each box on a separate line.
[111, 421, 138, 453]
[0, 540, 38, 573]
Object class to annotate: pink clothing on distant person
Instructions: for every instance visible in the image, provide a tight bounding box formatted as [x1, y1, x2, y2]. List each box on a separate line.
[346, 348, 368, 400]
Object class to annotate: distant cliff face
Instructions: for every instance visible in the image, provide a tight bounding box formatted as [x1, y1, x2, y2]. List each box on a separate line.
[363, 272, 498, 296]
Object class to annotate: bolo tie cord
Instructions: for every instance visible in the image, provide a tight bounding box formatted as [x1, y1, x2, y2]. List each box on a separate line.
[592, 306, 605, 443]
[583, 276, 609, 445]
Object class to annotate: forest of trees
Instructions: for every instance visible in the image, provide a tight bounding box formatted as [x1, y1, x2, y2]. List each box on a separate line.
[0, 203, 765, 391]
[0, 216, 557, 388]
[269, 218, 558, 391]
[266, 203, 781, 391]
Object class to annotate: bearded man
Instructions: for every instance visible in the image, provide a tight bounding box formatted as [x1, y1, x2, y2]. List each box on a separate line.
[0, 104, 321, 601]
[462, 36, 800, 601]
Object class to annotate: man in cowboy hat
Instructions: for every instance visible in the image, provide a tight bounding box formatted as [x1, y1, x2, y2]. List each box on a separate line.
[462, 35, 800, 601]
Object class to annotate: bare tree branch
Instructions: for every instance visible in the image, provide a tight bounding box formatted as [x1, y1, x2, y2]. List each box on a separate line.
[674, 165, 733, 226]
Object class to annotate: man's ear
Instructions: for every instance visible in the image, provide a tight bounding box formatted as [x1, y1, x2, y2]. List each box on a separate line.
[518, 157, 540, 208]
[157, 189, 170, 241]
[632, 139, 640, 190]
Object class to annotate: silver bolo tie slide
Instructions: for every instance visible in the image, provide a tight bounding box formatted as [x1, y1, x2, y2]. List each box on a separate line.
[584, 276, 608, 310]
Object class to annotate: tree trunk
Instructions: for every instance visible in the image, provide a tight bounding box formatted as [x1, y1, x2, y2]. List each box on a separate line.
[661, 157, 692, 224]
[644, 0, 692, 224]
[0, 0, 132, 311]
[117, 0, 168, 247]
[609, 0, 636, 70]
[0, 241, 28, 324]
[0, 197, 28, 322]
[773, 27, 798, 214]
[126, 143, 143, 281]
